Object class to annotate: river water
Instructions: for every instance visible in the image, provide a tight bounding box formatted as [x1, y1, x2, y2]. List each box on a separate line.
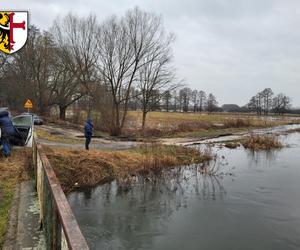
[68, 129, 300, 250]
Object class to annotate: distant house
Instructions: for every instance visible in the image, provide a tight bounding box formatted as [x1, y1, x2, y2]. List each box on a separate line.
[222, 104, 242, 112]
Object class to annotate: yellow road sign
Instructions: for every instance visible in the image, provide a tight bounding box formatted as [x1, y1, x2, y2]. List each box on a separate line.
[24, 99, 33, 109]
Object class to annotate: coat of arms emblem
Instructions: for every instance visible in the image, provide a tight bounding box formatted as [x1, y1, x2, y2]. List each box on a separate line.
[0, 11, 28, 54]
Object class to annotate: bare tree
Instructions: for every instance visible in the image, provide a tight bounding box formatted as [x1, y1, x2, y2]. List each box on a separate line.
[96, 7, 175, 135]
[272, 93, 291, 115]
[179, 87, 191, 112]
[51, 14, 99, 117]
[136, 31, 176, 129]
[4, 27, 56, 114]
[48, 47, 84, 119]
[172, 90, 178, 112]
[191, 90, 198, 112]
[206, 93, 218, 113]
[127, 87, 140, 110]
[248, 89, 273, 116]
[0, 54, 11, 106]
[0, 54, 8, 76]
[248, 92, 263, 115]
[261, 88, 273, 115]
[163, 90, 172, 112]
[248, 95, 260, 115]
[198, 90, 206, 112]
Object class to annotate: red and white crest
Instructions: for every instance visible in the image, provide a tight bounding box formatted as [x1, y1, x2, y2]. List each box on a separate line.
[0, 11, 28, 54]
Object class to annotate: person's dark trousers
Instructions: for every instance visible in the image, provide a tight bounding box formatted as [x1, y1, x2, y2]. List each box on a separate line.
[85, 136, 91, 150]
[10, 130, 25, 146]
[1, 134, 11, 157]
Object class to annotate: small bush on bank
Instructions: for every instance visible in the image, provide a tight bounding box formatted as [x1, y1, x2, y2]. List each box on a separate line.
[224, 142, 240, 149]
[242, 135, 283, 150]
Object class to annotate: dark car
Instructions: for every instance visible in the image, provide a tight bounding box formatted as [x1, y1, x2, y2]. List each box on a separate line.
[33, 115, 43, 125]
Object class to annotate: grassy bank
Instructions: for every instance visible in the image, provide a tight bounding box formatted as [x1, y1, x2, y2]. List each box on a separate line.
[46, 144, 212, 193]
[0, 149, 32, 247]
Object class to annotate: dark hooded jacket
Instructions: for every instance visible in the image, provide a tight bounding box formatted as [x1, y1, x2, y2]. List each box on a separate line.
[0, 110, 15, 136]
[84, 119, 93, 138]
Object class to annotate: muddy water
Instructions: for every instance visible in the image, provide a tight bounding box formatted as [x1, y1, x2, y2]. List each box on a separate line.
[68, 131, 300, 250]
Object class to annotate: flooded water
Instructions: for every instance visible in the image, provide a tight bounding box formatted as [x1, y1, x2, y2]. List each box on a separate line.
[189, 124, 300, 145]
[68, 130, 300, 250]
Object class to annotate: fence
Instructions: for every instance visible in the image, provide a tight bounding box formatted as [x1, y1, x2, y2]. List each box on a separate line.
[32, 138, 89, 249]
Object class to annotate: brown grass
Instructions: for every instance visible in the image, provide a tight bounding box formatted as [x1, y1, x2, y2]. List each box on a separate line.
[123, 111, 300, 138]
[242, 135, 283, 150]
[45, 144, 212, 193]
[48, 110, 300, 139]
[223, 118, 251, 128]
[285, 128, 300, 134]
[0, 148, 32, 247]
[224, 142, 241, 149]
[35, 127, 83, 144]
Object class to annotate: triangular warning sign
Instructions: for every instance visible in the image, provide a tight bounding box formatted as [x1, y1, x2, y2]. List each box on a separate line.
[24, 99, 33, 109]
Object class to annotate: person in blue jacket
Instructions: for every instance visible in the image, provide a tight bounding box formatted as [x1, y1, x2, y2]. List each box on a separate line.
[0, 110, 16, 157]
[84, 118, 93, 150]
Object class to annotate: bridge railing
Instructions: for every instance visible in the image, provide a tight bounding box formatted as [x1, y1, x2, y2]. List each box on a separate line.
[33, 138, 89, 250]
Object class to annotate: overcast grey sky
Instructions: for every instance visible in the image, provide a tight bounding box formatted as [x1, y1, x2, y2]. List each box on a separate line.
[4, 0, 300, 106]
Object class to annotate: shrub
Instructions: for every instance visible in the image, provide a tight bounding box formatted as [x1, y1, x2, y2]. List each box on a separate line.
[224, 142, 240, 149]
[242, 135, 283, 150]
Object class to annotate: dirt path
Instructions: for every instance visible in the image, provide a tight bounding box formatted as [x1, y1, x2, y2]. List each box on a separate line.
[39, 124, 83, 137]
[37, 125, 141, 150]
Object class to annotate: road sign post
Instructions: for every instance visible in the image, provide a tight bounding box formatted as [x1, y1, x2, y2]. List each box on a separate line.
[24, 99, 33, 113]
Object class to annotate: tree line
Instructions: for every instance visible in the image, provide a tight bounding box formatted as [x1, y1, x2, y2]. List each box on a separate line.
[248, 88, 291, 115]
[0, 8, 180, 135]
[126, 86, 293, 117]
[127, 87, 219, 113]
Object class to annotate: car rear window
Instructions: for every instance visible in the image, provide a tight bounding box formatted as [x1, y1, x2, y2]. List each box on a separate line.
[12, 116, 32, 127]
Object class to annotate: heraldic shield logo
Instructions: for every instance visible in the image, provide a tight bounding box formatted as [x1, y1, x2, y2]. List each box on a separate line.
[0, 11, 28, 54]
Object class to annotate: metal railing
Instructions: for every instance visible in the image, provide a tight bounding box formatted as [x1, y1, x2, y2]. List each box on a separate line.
[33, 138, 89, 250]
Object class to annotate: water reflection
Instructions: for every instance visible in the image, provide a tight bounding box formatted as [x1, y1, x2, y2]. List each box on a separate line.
[69, 164, 228, 249]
